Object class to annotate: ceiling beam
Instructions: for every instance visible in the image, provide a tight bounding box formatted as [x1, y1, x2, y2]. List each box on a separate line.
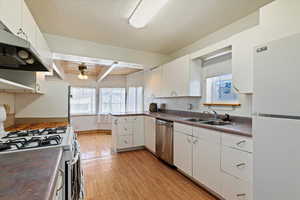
[53, 53, 144, 70]
[96, 62, 118, 82]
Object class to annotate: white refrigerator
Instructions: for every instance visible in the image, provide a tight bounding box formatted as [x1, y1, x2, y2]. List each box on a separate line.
[253, 33, 300, 200]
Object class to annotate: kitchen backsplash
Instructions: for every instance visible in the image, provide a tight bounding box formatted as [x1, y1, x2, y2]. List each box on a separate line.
[145, 94, 252, 117]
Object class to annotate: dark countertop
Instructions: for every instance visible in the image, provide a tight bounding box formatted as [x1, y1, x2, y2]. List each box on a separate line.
[0, 147, 63, 200]
[111, 111, 252, 137]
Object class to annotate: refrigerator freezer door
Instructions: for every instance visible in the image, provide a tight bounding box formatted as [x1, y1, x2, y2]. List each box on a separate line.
[253, 116, 300, 200]
[253, 33, 300, 116]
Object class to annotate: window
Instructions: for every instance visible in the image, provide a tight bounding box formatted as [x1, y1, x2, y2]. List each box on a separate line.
[99, 88, 126, 113]
[206, 74, 238, 104]
[127, 87, 144, 112]
[70, 87, 96, 115]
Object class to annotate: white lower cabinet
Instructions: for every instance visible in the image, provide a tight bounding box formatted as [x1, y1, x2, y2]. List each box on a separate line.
[192, 127, 222, 194]
[221, 172, 252, 200]
[112, 116, 144, 151]
[173, 123, 253, 200]
[174, 130, 193, 176]
[144, 116, 156, 153]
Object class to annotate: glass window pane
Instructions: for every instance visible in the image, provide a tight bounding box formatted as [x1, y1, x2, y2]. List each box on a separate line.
[70, 87, 96, 115]
[99, 88, 126, 113]
[206, 74, 238, 103]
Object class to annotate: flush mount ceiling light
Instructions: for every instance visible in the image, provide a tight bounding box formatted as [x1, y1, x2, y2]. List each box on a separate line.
[78, 63, 88, 80]
[128, 0, 169, 29]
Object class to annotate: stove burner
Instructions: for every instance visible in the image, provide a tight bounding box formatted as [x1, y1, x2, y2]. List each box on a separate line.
[0, 135, 63, 152]
[3, 126, 67, 139]
[0, 143, 10, 151]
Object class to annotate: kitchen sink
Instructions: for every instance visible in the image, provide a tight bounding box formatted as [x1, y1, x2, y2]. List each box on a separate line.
[183, 118, 207, 122]
[200, 120, 231, 126]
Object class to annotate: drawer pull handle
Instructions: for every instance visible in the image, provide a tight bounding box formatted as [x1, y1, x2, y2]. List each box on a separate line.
[124, 140, 128, 144]
[236, 140, 246, 146]
[192, 139, 198, 144]
[237, 193, 246, 197]
[236, 163, 246, 168]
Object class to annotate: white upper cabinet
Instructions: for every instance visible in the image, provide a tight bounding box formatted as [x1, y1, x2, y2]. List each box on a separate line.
[0, 0, 52, 71]
[162, 55, 202, 97]
[144, 66, 164, 99]
[260, 0, 300, 43]
[0, 0, 22, 35]
[231, 26, 260, 94]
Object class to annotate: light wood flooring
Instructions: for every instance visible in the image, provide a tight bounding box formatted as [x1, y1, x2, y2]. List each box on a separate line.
[78, 132, 217, 200]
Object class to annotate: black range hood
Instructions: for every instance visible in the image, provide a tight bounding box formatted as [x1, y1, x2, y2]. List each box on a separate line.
[0, 22, 50, 72]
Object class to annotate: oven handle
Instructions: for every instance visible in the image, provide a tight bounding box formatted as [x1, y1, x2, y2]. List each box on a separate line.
[68, 140, 80, 166]
[56, 168, 64, 195]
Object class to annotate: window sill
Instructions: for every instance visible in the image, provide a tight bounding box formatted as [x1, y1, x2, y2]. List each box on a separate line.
[71, 114, 97, 117]
[203, 103, 241, 107]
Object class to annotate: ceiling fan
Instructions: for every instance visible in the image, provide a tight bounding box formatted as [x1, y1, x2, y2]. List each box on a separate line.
[78, 63, 88, 80]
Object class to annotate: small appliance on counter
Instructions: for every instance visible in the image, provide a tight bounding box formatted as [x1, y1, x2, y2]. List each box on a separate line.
[149, 103, 158, 112]
[159, 103, 166, 112]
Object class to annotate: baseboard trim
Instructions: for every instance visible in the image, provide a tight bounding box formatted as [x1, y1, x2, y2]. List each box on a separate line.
[116, 146, 145, 152]
[76, 129, 112, 135]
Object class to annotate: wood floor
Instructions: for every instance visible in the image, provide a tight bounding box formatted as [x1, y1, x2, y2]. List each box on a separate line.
[78, 132, 217, 200]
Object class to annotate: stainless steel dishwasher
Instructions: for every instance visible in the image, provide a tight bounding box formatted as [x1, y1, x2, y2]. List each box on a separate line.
[155, 119, 174, 165]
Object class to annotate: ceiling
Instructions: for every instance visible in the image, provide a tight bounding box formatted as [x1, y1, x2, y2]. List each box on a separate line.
[25, 0, 273, 54]
[55, 60, 142, 77]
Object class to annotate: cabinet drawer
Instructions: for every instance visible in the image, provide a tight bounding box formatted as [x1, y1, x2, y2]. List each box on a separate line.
[174, 123, 193, 135]
[118, 135, 133, 149]
[221, 146, 252, 182]
[118, 117, 133, 124]
[118, 124, 133, 135]
[193, 127, 221, 144]
[222, 134, 253, 153]
[221, 172, 252, 200]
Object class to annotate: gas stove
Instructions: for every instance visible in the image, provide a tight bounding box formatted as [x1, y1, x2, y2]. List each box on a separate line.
[2, 126, 67, 139]
[0, 126, 74, 153]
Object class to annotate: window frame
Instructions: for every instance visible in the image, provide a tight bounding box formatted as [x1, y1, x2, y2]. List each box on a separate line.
[70, 86, 97, 115]
[99, 87, 126, 114]
[205, 74, 239, 106]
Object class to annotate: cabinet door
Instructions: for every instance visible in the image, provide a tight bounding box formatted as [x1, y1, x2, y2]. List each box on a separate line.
[0, 0, 22, 35]
[174, 131, 193, 176]
[144, 117, 156, 153]
[193, 137, 222, 194]
[133, 116, 144, 147]
[21, 1, 37, 49]
[111, 117, 118, 152]
[232, 26, 259, 94]
[163, 55, 190, 97]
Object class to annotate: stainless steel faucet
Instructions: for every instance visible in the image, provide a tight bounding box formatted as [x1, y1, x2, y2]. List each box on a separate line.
[208, 108, 218, 120]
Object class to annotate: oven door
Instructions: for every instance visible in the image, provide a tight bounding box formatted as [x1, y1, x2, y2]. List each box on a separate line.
[66, 140, 84, 200]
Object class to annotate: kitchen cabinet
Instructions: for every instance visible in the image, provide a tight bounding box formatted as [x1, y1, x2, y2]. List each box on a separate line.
[192, 127, 222, 194]
[133, 116, 144, 147]
[0, 69, 46, 94]
[220, 135, 253, 200]
[144, 116, 156, 153]
[231, 26, 260, 94]
[162, 55, 202, 97]
[173, 122, 253, 200]
[0, 0, 22, 35]
[174, 130, 193, 176]
[144, 66, 164, 98]
[0, 0, 52, 71]
[112, 116, 145, 151]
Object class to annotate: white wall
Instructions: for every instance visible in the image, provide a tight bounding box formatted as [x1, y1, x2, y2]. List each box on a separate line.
[126, 71, 144, 87]
[15, 78, 69, 118]
[45, 34, 171, 70]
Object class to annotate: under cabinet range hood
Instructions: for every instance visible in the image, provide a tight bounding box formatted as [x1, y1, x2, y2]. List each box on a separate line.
[0, 23, 50, 72]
